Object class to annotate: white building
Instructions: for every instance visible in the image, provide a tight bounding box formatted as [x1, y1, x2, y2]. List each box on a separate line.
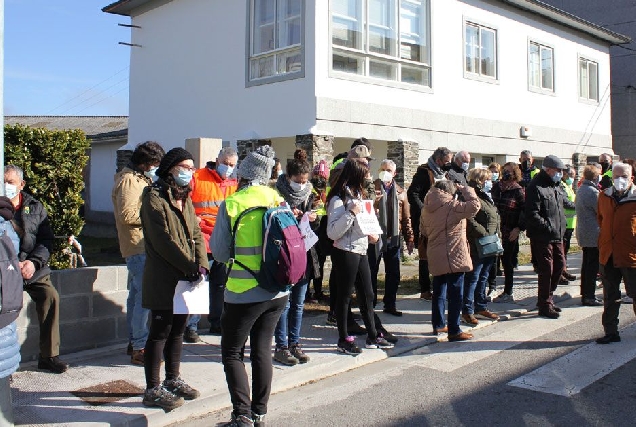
[104, 0, 629, 185]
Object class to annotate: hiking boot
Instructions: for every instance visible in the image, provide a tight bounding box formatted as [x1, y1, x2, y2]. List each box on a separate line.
[461, 314, 479, 325]
[538, 307, 560, 319]
[448, 332, 473, 342]
[131, 349, 145, 366]
[337, 336, 361, 355]
[420, 291, 433, 301]
[274, 346, 299, 366]
[127, 342, 133, 355]
[377, 326, 398, 344]
[383, 307, 403, 317]
[493, 293, 514, 303]
[38, 356, 69, 374]
[347, 322, 367, 336]
[163, 377, 200, 400]
[326, 312, 337, 326]
[290, 344, 310, 363]
[226, 413, 255, 426]
[365, 336, 394, 349]
[142, 386, 184, 411]
[476, 310, 500, 321]
[563, 271, 577, 281]
[183, 329, 202, 343]
[596, 333, 621, 344]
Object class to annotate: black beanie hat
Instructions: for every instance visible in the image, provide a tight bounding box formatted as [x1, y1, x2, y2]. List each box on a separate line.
[156, 147, 194, 179]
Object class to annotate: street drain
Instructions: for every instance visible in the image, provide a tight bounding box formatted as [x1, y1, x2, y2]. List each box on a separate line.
[71, 380, 144, 406]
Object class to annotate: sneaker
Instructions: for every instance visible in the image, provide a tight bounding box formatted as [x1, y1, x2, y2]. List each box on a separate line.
[131, 349, 145, 366]
[127, 342, 133, 356]
[274, 346, 299, 366]
[538, 307, 560, 319]
[365, 336, 394, 349]
[326, 312, 337, 326]
[183, 329, 202, 343]
[448, 332, 473, 342]
[252, 412, 266, 427]
[461, 314, 479, 325]
[226, 413, 254, 426]
[163, 377, 200, 400]
[475, 310, 500, 321]
[420, 291, 433, 301]
[337, 336, 361, 355]
[142, 386, 184, 411]
[596, 333, 621, 344]
[493, 293, 514, 303]
[290, 344, 310, 364]
[377, 326, 398, 344]
[38, 356, 69, 374]
[621, 295, 634, 304]
[582, 298, 603, 307]
[347, 322, 367, 336]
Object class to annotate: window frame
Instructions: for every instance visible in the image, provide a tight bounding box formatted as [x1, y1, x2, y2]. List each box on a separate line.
[463, 19, 498, 83]
[246, 0, 306, 87]
[578, 55, 600, 104]
[527, 39, 555, 95]
[329, 0, 433, 92]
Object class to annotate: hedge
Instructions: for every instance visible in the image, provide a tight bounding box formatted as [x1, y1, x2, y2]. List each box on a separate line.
[4, 124, 90, 269]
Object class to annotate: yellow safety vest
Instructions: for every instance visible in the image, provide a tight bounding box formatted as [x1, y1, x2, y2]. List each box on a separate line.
[224, 185, 282, 294]
[562, 182, 577, 229]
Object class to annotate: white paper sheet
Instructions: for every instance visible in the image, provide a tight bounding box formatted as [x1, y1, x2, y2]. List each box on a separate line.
[173, 278, 210, 314]
[356, 200, 383, 235]
[299, 212, 319, 251]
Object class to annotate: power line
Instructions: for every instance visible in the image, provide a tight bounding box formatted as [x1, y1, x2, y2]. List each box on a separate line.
[45, 66, 129, 114]
[74, 86, 129, 115]
[58, 77, 128, 115]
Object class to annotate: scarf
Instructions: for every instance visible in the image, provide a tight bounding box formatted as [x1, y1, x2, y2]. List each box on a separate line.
[377, 181, 400, 250]
[498, 179, 522, 192]
[276, 174, 313, 209]
[427, 157, 445, 180]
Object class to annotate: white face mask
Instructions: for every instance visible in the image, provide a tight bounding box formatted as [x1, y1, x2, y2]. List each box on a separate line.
[461, 162, 470, 172]
[4, 183, 18, 200]
[277, 169, 284, 178]
[483, 180, 493, 192]
[144, 166, 159, 182]
[614, 177, 630, 192]
[379, 171, 393, 183]
[290, 181, 307, 192]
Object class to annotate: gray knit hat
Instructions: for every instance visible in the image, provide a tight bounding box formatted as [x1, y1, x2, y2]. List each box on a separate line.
[237, 145, 276, 183]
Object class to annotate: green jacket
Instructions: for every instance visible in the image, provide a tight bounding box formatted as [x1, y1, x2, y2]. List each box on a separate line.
[140, 180, 208, 310]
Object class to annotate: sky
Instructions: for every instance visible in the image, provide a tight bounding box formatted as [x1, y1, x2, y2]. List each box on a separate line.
[4, 0, 130, 117]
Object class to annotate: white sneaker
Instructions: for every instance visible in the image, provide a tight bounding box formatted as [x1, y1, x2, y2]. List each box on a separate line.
[621, 295, 633, 304]
[493, 293, 514, 303]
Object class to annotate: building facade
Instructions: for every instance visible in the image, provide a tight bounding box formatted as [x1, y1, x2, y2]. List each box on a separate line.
[104, 0, 629, 185]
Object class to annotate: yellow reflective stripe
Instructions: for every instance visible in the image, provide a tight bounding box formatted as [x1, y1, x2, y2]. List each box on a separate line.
[235, 246, 263, 256]
[193, 200, 223, 208]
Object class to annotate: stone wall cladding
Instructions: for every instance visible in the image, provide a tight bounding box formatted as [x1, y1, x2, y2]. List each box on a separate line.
[116, 149, 133, 173]
[388, 140, 419, 188]
[295, 134, 335, 166]
[236, 139, 272, 161]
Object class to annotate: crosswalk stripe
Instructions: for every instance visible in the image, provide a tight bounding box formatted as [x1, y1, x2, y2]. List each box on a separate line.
[508, 322, 636, 396]
[403, 306, 600, 373]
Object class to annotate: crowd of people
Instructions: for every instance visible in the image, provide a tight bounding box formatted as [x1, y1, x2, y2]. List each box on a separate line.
[1, 138, 633, 427]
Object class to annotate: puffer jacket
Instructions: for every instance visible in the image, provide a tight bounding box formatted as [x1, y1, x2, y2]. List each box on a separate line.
[112, 165, 153, 258]
[575, 180, 600, 248]
[466, 182, 500, 259]
[140, 179, 208, 310]
[524, 169, 567, 242]
[14, 192, 54, 284]
[421, 186, 481, 276]
[0, 322, 20, 378]
[327, 193, 369, 256]
[597, 184, 636, 268]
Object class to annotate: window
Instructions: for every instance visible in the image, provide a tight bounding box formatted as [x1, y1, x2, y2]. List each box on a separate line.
[528, 41, 554, 92]
[330, 0, 431, 87]
[249, 0, 303, 83]
[579, 57, 599, 102]
[465, 22, 497, 79]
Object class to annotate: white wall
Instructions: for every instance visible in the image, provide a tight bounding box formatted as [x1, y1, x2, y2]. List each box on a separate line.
[127, 0, 317, 149]
[89, 142, 120, 213]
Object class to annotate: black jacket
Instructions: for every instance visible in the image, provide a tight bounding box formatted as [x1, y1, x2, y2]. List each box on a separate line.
[447, 163, 468, 187]
[407, 165, 436, 239]
[524, 170, 567, 242]
[13, 192, 54, 284]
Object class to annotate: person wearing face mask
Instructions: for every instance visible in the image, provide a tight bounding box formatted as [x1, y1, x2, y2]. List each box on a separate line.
[186, 147, 239, 341]
[524, 155, 568, 319]
[372, 160, 414, 317]
[407, 147, 453, 301]
[447, 151, 471, 187]
[557, 166, 578, 285]
[598, 153, 614, 190]
[519, 150, 539, 188]
[268, 158, 283, 188]
[486, 162, 503, 290]
[595, 162, 636, 344]
[272, 149, 316, 366]
[112, 141, 166, 365]
[140, 147, 208, 411]
[4, 165, 68, 374]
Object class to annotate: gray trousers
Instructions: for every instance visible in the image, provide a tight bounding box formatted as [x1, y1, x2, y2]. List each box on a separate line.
[600, 258, 636, 335]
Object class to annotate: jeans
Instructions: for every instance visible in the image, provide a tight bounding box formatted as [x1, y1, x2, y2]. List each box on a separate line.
[531, 240, 565, 308]
[600, 257, 636, 334]
[463, 257, 495, 315]
[274, 279, 308, 348]
[370, 245, 401, 309]
[221, 297, 288, 418]
[144, 310, 188, 389]
[432, 273, 465, 336]
[187, 258, 228, 331]
[580, 247, 600, 300]
[126, 254, 149, 350]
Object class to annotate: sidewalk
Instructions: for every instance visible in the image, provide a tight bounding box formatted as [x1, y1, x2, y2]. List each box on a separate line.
[11, 253, 589, 427]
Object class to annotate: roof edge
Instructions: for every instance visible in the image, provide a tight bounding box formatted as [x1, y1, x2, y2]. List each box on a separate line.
[102, 0, 169, 17]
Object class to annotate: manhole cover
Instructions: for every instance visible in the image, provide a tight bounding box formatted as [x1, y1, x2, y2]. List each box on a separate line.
[71, 380, 144, 406]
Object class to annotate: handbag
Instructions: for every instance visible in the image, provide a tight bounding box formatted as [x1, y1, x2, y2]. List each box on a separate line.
[475, 234, 504, 258]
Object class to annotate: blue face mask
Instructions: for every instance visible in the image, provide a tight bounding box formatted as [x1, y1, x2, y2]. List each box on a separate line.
[483, 180, 493, 192]
[565, 177, 574, 186]
[491, 173, 499, 182]
[144, 166, 159, 182]
[174, 169, 193, 187]
[217, 163, 234, 179]
[461, 162, 470, 172]
[552, 172, 563, 183]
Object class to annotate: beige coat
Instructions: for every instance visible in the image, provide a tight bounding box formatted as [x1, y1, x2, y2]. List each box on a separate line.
[420, 186, 480, 276]
[112, 166, 152, 258]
